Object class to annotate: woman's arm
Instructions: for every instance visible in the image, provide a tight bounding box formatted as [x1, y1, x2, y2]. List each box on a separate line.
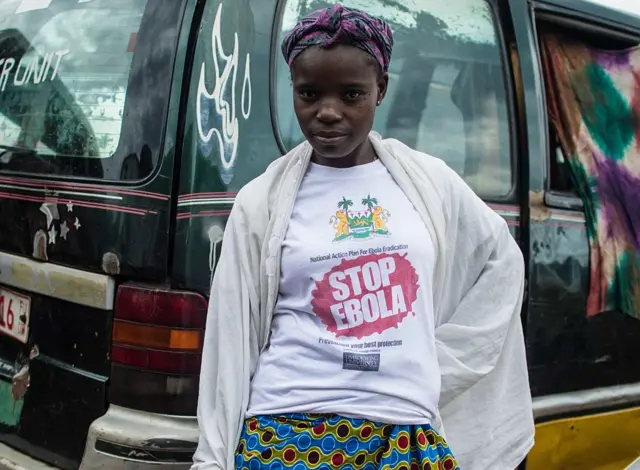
[192, 195, 262, 470]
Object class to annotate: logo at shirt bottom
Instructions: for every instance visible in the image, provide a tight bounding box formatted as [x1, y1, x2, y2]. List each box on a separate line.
[343, 352, 381, 371]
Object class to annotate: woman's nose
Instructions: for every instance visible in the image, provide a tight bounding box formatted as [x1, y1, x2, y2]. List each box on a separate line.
[316, 98, 342, 123]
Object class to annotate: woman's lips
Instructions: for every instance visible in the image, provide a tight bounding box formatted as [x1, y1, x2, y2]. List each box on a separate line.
[313, 134, 348, 145]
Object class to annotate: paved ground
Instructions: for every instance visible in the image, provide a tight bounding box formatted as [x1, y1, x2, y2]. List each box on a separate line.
[0, 442, 57, 470]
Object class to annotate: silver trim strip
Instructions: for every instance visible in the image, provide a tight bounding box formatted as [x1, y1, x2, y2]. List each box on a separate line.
[37, 354, 108, 382]
[177, 198, 235, 207]
[533, 382, 640, 420]
[0, 252, 115, 310]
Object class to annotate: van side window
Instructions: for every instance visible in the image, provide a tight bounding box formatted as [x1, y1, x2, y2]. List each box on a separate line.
[275, 0, 514, 198]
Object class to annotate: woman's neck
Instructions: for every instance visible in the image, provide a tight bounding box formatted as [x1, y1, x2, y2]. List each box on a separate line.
[311, 139, 377, 168]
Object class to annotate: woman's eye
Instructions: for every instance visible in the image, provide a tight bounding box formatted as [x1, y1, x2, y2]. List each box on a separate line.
[298, 91, 316, 99]
[345, 91, 362, 100]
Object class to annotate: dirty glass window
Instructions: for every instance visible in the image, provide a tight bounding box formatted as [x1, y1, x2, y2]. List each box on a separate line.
[275, 0, 513, 198]
[0, 0, 148, 178]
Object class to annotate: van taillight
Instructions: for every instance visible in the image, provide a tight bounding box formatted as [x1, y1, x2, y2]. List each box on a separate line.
[108, 284, 208, 414]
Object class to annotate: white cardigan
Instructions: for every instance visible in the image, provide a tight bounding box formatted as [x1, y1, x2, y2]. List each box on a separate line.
[192, 133, 535, 470]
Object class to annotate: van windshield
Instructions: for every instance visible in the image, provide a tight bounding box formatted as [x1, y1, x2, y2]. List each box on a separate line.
[0, 0, 149, 179]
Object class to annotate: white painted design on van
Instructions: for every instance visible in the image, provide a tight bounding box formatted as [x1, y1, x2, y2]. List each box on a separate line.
[0, 251, 115, 310]
[39, 202, 81, 246]
[207, 224, 224, 277]
[241, 54, 252, 120]
[60, 221, 70, 240]
[39, 202, 59, 228]
[196, 3, 252, 185]
[48, 225, 57, 244]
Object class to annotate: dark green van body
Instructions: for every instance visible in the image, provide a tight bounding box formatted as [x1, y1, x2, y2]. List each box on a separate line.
[0, 0, 638, 468]
[177, 0, 640, 404]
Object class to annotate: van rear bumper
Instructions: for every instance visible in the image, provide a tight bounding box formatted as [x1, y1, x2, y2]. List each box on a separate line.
[80, 405, 198, 470]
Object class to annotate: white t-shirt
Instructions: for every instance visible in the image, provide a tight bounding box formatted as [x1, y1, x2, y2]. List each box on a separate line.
[247, 159, 440, 425]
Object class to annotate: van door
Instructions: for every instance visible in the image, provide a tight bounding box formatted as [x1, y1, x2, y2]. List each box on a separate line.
[522, 4, 640, 469]
[0, 0, 185, 467]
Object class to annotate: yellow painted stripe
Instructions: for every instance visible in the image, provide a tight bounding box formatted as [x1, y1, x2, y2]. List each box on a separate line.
[527, 407, 640, 470]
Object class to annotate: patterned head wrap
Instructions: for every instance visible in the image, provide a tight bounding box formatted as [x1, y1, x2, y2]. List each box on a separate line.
[281, 4, 394, 73]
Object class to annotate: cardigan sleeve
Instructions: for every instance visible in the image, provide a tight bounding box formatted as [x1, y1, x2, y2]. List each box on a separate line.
[436, 221, 525, 405]
[192, 193, 262, 470]
[433, 163, 533, 469]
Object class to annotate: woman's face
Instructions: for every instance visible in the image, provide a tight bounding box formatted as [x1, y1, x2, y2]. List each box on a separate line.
[291, 44, 388, 162]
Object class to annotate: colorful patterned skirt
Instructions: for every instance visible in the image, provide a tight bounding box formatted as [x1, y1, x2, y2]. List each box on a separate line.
[235, 413, 459, 469]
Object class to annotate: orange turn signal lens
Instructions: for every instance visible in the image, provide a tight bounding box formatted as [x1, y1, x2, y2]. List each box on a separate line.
[113, 320, 202, 350]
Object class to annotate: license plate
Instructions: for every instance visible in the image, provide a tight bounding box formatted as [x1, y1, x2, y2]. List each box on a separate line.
[0, 288, 30, 343]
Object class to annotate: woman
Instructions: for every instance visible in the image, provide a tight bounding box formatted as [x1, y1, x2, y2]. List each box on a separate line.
[193, 4, 534, 470]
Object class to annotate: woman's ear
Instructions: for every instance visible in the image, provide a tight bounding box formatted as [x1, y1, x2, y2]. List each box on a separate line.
[377, 72, 389, 106]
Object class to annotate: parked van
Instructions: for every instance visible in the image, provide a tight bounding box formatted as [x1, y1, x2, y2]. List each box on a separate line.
[0, 0, 638, 469]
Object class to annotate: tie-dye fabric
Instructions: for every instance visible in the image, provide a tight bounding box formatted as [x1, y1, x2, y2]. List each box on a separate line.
[281, 4, 393, 73]
[235, 414, 459, 470]
[541, 32, 640, 319]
